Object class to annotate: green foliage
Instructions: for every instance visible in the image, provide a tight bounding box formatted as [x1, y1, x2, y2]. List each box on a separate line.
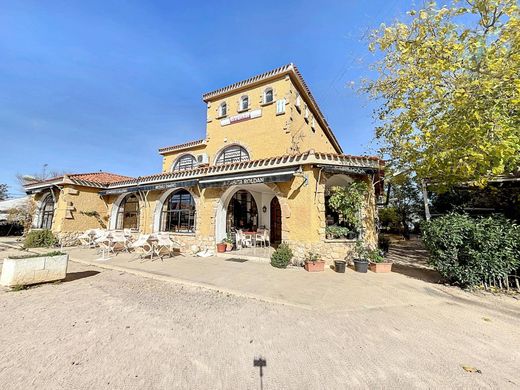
[23, 229, 58, 248]
[367, 248, 386, 263]
[422, 213, 520, 287]
[270, 243, 293, 269]
[325, 225, 356, 239]
[364, 0, 520, 187]
[328, 182, 369, 230]
[304, 251, 320, 263]
[9, 251, 65, 259]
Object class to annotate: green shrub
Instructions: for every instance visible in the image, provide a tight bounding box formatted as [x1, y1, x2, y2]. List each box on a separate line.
[23, 229, 58, 248]
[270, 243, 293, 269]
[422, 213, 520, 288]
[9, 251, 65, 259]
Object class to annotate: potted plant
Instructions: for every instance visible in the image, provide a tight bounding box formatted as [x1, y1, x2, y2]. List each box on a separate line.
[368, 248, 392, 273]
[304, 251, 325, 272]
[224, 235, 234, 252]
[352, 240, 369, 273]
[216, 240, 227, 253]
[270, 243, 293, 269]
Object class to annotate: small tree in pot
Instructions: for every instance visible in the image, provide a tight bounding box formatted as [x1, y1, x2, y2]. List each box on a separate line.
[353, 240, 369, 273]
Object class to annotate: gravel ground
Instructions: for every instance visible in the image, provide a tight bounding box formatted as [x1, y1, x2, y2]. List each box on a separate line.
[0, 257, 519, 389]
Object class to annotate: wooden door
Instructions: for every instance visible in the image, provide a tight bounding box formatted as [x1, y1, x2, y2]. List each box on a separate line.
[270, 197, 282, 244]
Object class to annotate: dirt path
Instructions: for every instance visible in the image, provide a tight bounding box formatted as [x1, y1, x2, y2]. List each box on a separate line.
[0, 259, 519, 389]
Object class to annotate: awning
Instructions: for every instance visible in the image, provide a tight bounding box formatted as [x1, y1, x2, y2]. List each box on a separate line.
[317, 165, 378, 175]
[198, 168, 297, 189]
[99, 180, 198, 196]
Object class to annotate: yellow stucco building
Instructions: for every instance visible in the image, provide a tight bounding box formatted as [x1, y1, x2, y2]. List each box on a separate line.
[25, 64, 384, 264]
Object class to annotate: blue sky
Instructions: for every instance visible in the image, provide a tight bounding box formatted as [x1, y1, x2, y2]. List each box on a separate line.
[0, 0, 412, 197]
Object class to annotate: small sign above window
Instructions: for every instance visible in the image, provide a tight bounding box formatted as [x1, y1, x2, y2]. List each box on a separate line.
[220, 109, 262, 126]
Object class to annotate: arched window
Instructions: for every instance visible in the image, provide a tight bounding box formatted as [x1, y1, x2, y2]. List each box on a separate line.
[215, 145, 250, 165]
[218, 101, 227, 117]
[116, 194, 140, 230]
[161, 189, 196, 232]
[239, 95, 249, 111]
[227, 190, 258, 233]
[40, 195, 54, 229]
[172, 154, 196, 172]
[263, 88, 273, 104]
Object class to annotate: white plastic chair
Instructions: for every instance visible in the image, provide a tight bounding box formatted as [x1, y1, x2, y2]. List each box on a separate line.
[155, 232, 180, 258]
[130, 234, 152, 259]
[111, 230, 131, 253]
[78, 229, 96, 248]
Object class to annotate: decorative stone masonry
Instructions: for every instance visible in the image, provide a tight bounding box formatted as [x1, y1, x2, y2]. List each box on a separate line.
[286, 239, 356, 266]
[1, 253, 69, 287]
[169, 234, 215, 255]
[56, 232, 82, 247]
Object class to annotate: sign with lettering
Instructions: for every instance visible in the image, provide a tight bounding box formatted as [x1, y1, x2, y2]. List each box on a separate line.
[221, 109, 262, 126]
[100, 180, 198, 195]
[199, 173, 294, 189]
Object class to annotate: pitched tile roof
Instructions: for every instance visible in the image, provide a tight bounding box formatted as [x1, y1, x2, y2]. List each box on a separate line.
[158, 139, 206, 155]
[106, 150, 384, 188]
[24, 171, 135, 190]
[201, 63, 343, 154]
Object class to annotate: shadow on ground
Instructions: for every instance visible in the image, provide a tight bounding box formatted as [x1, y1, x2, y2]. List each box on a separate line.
[63, 270, 100, 283]
[391, 263, 443, 284]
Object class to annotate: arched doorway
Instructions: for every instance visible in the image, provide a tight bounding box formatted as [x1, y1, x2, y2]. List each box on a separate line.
[226, 190, 258, 232]
[39, 194, 54, 229]
[270, 197, 282, 244]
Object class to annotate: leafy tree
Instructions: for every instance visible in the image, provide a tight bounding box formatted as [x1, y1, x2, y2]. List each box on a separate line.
[379, 174, 424, 237]
[364, 0, 520, 188]
[0, 184, 7, 201]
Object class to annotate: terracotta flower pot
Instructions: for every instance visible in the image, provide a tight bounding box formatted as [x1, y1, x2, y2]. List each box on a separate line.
[369, 262, 392, 273]
[216, 243, 227, 253]
[304, 260, 325, 272]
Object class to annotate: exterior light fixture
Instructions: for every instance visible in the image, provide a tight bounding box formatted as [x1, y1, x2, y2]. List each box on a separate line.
[262, 206, 267, 213]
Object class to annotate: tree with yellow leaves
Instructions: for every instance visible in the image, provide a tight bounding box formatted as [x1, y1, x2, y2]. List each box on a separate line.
[365, 0, 519, 188]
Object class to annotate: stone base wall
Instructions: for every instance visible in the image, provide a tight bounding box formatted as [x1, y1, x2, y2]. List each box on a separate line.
[169, 234, 215, 255]
[56, 232, 82, 247]
[286, 240, 356, 266]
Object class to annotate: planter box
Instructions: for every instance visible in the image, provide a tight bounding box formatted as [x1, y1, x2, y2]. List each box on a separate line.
[1, 254, 68, 287]
[369, 262, 392, 273]
[304, 260, 325, 272]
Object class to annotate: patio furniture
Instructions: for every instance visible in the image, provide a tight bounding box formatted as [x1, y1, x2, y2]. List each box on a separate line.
[111, 230, 132, 253]
[78, 229, 97, 248]
[130, 234, 153, 259]
[154, 232, 180, 259]
[241, 230, 255, 248]
[255, 229, 270, 248]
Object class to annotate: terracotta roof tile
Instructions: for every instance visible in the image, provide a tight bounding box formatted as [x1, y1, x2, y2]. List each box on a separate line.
[69, 172, 135, 185]
[158, 139, 206, 154]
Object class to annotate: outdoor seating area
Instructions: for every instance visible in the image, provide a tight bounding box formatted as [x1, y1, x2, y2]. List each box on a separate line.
[235, 228, 271, 249]
[77, 229, 181, 261]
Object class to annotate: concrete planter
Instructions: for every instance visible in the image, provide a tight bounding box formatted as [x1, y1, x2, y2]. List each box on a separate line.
[1, 253, 68, 287]
[369, 262, 392, 273]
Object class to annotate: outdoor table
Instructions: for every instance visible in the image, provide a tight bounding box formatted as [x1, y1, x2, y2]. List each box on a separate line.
[242, 231, 257, 247]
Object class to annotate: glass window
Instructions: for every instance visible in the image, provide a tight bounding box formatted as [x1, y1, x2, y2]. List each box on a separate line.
[40, 195, 54, 229]
[240, 95, 249, 111]
[116, 194, 140, 230]
[215, 145, 250, 165]
[172, 154, 196, 171]
[276, 99, 286, 115]
[264, 88, 273, 104]
[161, 189, 196, 233]
[219, 102, 227, 117]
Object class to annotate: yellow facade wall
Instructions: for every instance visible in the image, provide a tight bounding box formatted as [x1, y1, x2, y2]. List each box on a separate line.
[160, 74, 338, 172]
